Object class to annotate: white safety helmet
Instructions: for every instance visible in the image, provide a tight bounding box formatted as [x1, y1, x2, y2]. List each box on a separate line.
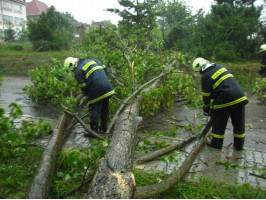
[259, 44, 266, 53]
[64, 57, 79, 71]
[192, 57, 208, 72]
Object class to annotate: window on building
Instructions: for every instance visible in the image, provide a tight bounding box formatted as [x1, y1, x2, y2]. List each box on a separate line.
[15, 17, 23, 26]
[2, 1, 12, 11]
[3, 15, 13, 25]
[14, 3, 22, 13]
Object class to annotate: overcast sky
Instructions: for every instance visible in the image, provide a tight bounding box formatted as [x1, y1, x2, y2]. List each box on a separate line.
[26, 0, 265, 25]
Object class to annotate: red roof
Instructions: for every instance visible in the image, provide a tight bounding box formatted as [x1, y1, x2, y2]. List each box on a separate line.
[26, 0, 49, 16]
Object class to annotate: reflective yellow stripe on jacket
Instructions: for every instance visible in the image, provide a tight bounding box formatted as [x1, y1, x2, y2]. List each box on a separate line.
[88, 90, 115, 104]
[82, 61, 97, 70]
[211, 67, 227, 80]
[213, 74, 234, 90]
[213, 96, 248, 109]
[86, 65, 106, 79]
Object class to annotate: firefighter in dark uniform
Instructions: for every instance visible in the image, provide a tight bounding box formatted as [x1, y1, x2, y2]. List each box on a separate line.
[192, 58, 248, 150]
[259, 44, 266, 78]
[258, 44, 266, 105]
[64, 57, 115, 134]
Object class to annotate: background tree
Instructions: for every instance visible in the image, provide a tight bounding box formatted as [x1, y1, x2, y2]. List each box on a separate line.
[156, 0, 196, 51]
[27, 6, 74, 51]
[192, 1, 263, 60]
[108, 0, 161, 49]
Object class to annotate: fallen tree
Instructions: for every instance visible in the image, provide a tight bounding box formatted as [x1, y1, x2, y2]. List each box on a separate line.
[86, 62, 180, 198]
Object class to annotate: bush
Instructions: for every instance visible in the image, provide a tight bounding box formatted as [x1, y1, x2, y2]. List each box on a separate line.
[8, 44, 24, 51]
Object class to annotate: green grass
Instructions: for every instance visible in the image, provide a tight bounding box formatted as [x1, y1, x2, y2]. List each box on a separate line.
[0, 147, 43, 199]
[134, 171, 266, 199]
[219, 62, 261, 91]
[0, 43, 69, 76]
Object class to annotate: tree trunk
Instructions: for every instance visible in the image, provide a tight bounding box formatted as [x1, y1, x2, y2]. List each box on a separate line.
[26, 95, 88, 199]
[26, 113, 68, 199]
[86, 70, 166, 199]
[86, 100, 141, 198]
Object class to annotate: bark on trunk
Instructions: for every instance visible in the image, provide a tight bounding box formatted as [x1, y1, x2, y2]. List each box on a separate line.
[26, 113, 68, 199]
[133, 138, 205, 199]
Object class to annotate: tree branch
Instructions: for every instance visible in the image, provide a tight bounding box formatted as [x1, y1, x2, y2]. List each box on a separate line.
[135, 136, 197, 165]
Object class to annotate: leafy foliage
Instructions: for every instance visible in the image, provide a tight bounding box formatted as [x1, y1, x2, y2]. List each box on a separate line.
[50, 140, 109, 198]
[0, 147, 43, 199]
[252, 78, 266, 101]
[23, 59, 79, 111]
[0, 103, 51, 160]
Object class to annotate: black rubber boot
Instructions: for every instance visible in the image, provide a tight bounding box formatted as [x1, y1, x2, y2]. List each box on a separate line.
[234, 137, 244, 151]
[206, 137, 223, 149]
[84, 122, 98, 137]
[99, 118, 107, 134]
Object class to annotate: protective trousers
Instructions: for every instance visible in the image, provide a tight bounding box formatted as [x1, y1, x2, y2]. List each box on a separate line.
[209, 105, 246, 150]
[89, 98, 109, 133]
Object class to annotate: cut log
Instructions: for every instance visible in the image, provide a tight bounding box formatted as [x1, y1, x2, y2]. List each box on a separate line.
[135, 136, 197, 165]
[26, 113, 68, 199]
[86, 100, 141, 198]
[134, 138, 205, 199]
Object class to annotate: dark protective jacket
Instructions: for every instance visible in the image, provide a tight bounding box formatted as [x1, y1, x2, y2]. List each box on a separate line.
[201, 64, 248, 113]
[259, 53, 266, 77]
[74, 59, 115, 104]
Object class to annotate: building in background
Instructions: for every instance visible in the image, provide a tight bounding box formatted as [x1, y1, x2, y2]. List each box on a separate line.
[0, 0, 27, 36]
[26, 0, 48, 21]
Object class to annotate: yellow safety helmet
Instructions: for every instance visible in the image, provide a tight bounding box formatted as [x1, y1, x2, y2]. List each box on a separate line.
[259, 44, 266, 53]
[64, 57, 79, 71]
[192, 57, 208, 72]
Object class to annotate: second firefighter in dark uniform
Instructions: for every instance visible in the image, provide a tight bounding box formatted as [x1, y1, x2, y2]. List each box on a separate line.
[64, 57, 115, 134]
[192, 58, 248, 150]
